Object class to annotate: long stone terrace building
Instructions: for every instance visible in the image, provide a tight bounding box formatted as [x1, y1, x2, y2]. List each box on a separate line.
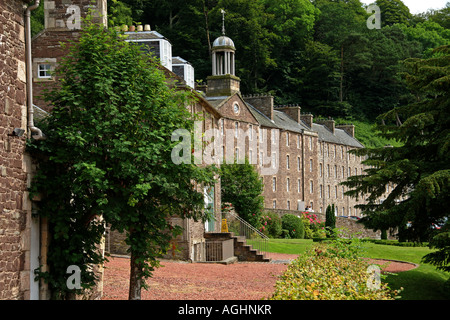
[198, 32, 367, 217]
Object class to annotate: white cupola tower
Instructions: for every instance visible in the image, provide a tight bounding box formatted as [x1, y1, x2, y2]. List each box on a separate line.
[206, 10, 240, 97]
[211, 36, 235, 76]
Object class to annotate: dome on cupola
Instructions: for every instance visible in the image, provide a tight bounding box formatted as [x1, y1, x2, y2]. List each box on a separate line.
[212, 36, 235, 50]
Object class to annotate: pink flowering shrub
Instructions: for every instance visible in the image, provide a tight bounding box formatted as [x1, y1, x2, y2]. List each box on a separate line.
[259, 212, 282, 238]
[302, 212, 326, 239]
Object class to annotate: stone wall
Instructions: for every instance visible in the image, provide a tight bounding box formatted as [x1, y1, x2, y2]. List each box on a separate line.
[0, 0, 37, 300]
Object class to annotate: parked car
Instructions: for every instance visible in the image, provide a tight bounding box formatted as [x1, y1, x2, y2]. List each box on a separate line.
[349, 216, 361, 220]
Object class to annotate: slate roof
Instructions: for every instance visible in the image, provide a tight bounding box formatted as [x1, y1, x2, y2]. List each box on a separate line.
[273, 110, 310, 133]
[313, 123, 364, 148]
[206, 94, 364, 148]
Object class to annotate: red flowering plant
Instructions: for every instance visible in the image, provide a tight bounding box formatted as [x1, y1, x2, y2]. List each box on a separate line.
[221, 202, 234, 219]
[259, 212, 283, 238]
[302, 212, 326, 239]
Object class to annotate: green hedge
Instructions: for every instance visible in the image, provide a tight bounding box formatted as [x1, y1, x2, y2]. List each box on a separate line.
[362, 239, 429, 247]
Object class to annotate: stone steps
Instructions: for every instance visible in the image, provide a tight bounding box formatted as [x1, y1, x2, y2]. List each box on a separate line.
[230, 233, 271, 262]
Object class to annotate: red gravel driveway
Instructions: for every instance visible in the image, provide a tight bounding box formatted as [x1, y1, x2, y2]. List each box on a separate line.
[102, 253, 296, 300]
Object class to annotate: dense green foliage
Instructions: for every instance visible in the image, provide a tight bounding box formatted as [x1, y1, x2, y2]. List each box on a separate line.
[343, 45, 450, 246]
[28, 19, 216, 299]
[269, 240, 400, 300]
[220, 159, 265, 227]
[105, 0, 448, 122]
[281, 214, 305, 239]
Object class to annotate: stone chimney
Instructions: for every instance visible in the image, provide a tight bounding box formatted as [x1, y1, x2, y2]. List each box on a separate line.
[300, 113, 313, 128]
[243, 94, 274, 121]
[276, 104, 301, 123]
[316, 118, 335, 134]
[336, 124, 355, 138]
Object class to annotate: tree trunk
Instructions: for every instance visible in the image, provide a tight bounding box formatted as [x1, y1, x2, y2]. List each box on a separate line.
[340, 44, 344, 102]
[203, 0, 211, 55]
[128, 251, 142, 300]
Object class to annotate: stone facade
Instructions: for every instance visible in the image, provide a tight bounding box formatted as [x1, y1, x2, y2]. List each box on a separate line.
[0, 0, 41, 300]
[32, 0, 107, 111]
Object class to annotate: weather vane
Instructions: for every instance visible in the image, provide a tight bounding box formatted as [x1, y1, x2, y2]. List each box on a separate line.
[221, 9, 226, 36]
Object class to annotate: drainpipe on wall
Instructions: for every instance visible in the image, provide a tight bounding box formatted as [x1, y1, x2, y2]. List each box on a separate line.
[25, 0, 44, 140]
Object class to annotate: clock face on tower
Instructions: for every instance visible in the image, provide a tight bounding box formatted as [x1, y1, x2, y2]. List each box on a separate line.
[233, 103, 240, 114]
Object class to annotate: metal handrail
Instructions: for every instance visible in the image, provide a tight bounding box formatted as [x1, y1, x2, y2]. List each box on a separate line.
[226, 211, 269, 239]
[223, 211, 270, 259]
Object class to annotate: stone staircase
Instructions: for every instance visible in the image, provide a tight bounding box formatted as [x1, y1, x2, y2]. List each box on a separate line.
[204, 232, 271, 262]
[232, 234, 271, 262]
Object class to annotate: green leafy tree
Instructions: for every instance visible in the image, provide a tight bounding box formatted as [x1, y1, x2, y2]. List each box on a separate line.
[397, 20, 450, 58]
[342, 45, 450, 243]
[220, 158, 265, 228]
[375, 0, 412, 27]
[28, 18, 216, 299]
[107, 0, 134, 27]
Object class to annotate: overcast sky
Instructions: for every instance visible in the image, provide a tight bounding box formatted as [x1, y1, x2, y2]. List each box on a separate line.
[360, 0, 448, 14]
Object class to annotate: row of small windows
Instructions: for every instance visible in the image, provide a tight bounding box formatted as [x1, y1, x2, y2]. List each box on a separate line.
[319, 163, 364, 178]
[272, 177, 348, 200]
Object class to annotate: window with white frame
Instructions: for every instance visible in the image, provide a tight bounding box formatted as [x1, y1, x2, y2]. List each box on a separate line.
[286, 155, 290, 169]
[286, 178, 290, 192]
[310, 180, 314, 194]
[272, 177, 276, 191]
[38, 64, 52, 79]
[286, 132, 289, 146]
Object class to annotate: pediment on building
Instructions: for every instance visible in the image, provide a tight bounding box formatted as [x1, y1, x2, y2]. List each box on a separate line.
[206, 93, 259, 124]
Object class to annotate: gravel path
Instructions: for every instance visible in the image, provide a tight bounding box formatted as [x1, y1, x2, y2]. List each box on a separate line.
[101, 253, 297, 300]
[101, 253, 417, 300]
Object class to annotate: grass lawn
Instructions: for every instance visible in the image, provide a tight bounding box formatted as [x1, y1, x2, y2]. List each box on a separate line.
[264, 238, 449, 300]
